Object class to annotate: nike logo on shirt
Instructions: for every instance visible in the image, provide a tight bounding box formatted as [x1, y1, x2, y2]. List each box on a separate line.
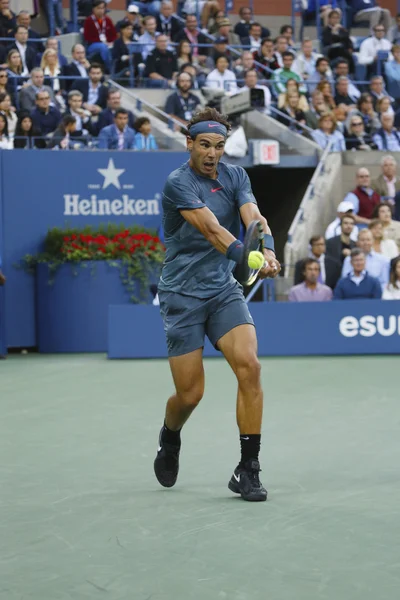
[211, 187, 223, 192]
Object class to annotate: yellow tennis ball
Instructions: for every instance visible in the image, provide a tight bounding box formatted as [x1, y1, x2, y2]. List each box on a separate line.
[248, 250, 264, 270]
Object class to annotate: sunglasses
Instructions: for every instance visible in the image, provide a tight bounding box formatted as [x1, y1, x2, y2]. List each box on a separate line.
[352, 122, 363, 126]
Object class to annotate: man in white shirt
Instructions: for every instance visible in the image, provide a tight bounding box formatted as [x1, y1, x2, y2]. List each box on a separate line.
[357, 24, 392, 69]
[325, 200, 359, 241]
[205, 55, 237, 95]
[12, 25, 35, 76]
[239, 69, 271, 114]
[293, 38, 322, 80]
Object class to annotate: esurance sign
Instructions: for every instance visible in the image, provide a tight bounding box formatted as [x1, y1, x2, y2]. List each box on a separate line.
[63, 158, 160, 217]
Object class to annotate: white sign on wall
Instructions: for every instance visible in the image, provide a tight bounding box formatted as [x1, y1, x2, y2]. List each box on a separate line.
[253, 140, 280, 165]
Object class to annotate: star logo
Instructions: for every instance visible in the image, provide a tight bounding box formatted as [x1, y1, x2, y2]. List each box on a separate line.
[97, 159, 125, 190]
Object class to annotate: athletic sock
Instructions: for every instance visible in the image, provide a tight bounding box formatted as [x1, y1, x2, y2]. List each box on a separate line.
[240, 434, 261, 466]
[161, 421, 181, 446]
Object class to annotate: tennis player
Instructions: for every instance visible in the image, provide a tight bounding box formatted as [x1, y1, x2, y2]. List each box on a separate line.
[154, 107, 281, 502]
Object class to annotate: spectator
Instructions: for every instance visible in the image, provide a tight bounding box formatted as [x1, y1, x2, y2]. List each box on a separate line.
[289, 259, 333, 302]
[240, 68, 271, 115]
[65, 90, 93, 138]
[334, 59, 360, 101]
[233, 7, 269, 42]
[116, 4, 142, 37]
[205, 37, 231, 70]
[373, 113, 400, 151]
[176, 40, 193, 71]
[273, 51, 306, 96]
[138, 15, 160, 62]
[72, 63, 108, 116]
[41, 48, 66, 109]
[326, 214, 357, 263]
[156, 1, 182, 41]
[0, 69, 10, 98]
[16, 10, 43, 53]
[278, 79, 310, 111]
[325, 200, 359, 241]
[308, 56, 333, 93]
[352, 93, 380, 135]
[8, 25, 36, 76]
[253, 38, 279, 77]
[382, 256, 400, 299]
[234, 50, 255, 82]
[98, 108, 136, 149]
[165, 71, 200, 124]
[0, 92, 16, 137]
[0, 112, 11, 148]
[280, 24, 295, 49]
[48, 115, 77, 150]
[369, 219, 399, 259]
[216, 17, 240, 47]
[131, 0, 162, 18]
[13, 112, 45, 149]
[83, 0, 117, 72]
[334, 248, 382, 299]
[322, 9, 353, 67]
[374, 202, 400, 250]
[37, 37, 68, 69]
[208, 9, 226, 36]
[317, 79, 336, 110]
[6, 50, 24, 93]
[371, 155, 400, 203]
[333, 103, 348, 133]
[311, 113, 346, 152]
[31, 89, 61, 136]
[63, 44, 91, 87]
[273, 35, 290, 68]
[343, 167, 381, 225]
[334, 76, 356, 108]
[145, 34, 178, 88]
[97, 88, 135, 131]
[180, 62, 203, 89]
[305, 89, 329, 129]
[205, 55, 237, 94]
[112, 22, 143, 80]
[303, 0, 342, 27]
[174, 15, 209, 66]
[292, 38, 322, 81]
[376, 96, 394, 119]
[357, 24, 392, 77]
[384, 44, 400, 100]
[294, 235, 342, 289]
[19, 68, 56, 113]
[277, 90, 306, 133]
[241, 22, 264, 53]
[388, 13, 400, 44]
[369, 75, 393, 110]
[182, 0, 220, 30]
[345, 114, 377, 150]
[351, 0, 391, 33]
[133, 116, 158, 150]
[0, 0, 16, 39]
[342, 229, 389, 288]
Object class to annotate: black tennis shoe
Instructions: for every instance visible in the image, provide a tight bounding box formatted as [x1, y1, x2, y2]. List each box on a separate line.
[228, 459, 267, 502]
[154, 432, 180, 488]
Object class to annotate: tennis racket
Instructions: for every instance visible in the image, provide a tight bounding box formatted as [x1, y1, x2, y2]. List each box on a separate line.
[234, 220, 265, 287]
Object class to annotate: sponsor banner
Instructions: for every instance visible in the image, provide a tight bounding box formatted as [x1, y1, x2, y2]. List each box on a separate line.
[1, 150, 186, 347]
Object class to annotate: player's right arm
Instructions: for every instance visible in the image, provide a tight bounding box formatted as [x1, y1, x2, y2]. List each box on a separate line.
[180, 206, 237, 255]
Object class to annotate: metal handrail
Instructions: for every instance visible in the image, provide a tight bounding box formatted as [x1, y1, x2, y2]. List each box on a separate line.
[269, 105, 314, 135]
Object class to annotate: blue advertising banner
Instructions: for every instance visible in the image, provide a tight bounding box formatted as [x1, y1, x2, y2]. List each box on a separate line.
[108, 300, 400, 358]
[1, 150, 187, 347]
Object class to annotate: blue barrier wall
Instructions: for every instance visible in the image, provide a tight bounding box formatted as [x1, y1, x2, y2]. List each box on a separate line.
[1, 150, 187, 347]
[108, 300, 400, 358]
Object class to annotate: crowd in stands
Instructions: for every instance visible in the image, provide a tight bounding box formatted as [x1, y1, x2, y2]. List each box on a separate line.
[288, 156, 400, 301]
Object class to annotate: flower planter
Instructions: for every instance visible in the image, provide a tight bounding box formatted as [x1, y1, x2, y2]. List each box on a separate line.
[36, 261, 158, 353]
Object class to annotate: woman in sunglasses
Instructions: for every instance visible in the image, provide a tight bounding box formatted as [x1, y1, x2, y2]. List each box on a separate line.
[345, 115, 377, 150]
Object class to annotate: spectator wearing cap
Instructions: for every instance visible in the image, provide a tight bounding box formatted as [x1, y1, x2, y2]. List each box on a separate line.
[341, 229, 389, 289]
[72, 63, 108, 116]
[133, 116, 158, 150]
[234, 7, 269, 43]
[165, 71, 201, 125]
[343, 168, 381, 226]
[83, 0, 117, 72]
[98, 108, 136, 149]
[205, 55, 237, 94]
[174, 15, 209, 66]
[358, 24, 392, 77]
[112, 22, 143, 79]
[30, 89, 62, 136]
[369, 219, 399, 260]
[273, 51, 306, 96]
[116, 4, 142, 37]
[334, 248, 382, 300]
[19, 68, 56, 113]
[325, 201, 359, 241]
[326, 214, 357, 264]
[241, 22, 264, 53]
[156, 1, 182, 41]
[239, 69, 271, 114]
[373, 113, 400, 152]
[372, 155, 400, 203]
[216, 18, 241, 47]
[375, 202, 400, 251]
[144, 34, 178, 88]
[311, 113, 346, 152]
[97, 88, 135, 132]
[294, 235, 342, 290]
[289, 258, 333, 302]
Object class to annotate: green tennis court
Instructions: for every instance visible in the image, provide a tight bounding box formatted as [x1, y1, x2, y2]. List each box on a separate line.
[1, 354, 399, 600]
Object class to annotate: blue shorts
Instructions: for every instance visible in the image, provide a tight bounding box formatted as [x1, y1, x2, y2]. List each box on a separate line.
[159, 285, 254, 357]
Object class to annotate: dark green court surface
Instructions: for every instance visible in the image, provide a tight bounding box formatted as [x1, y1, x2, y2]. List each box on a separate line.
[1, 354, 399, 600]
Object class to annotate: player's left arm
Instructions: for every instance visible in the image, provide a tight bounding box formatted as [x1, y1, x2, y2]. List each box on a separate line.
[239, 202, 281, 278]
